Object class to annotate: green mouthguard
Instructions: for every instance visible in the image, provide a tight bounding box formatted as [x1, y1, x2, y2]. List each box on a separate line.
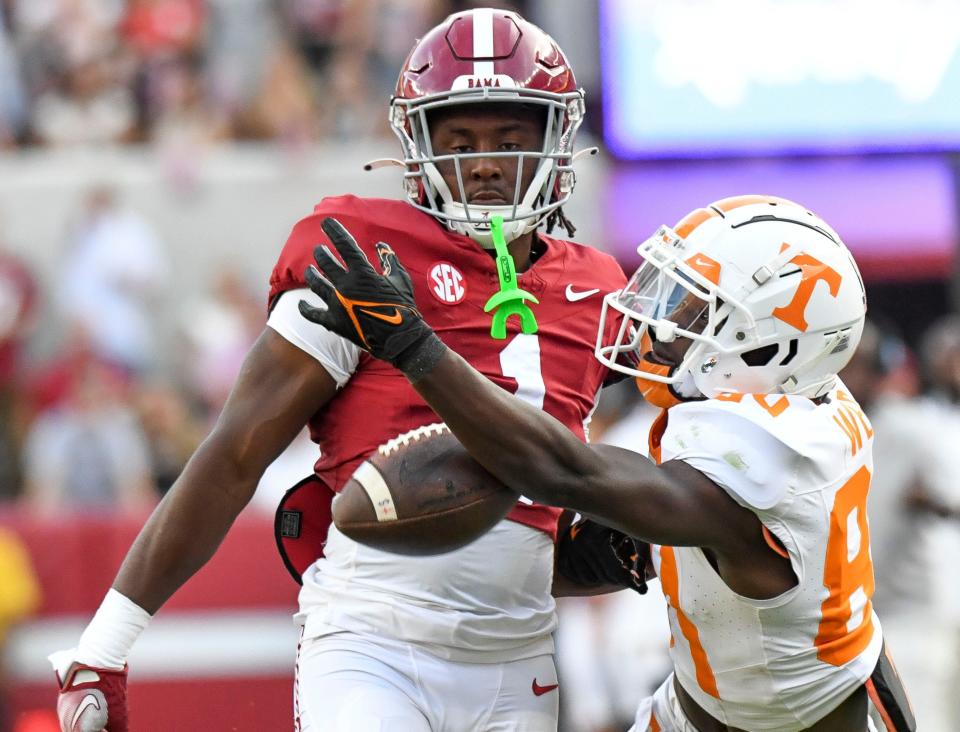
[483, 216, 539, 340]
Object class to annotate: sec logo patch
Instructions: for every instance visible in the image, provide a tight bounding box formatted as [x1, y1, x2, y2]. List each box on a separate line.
[429, 262, 466, 304]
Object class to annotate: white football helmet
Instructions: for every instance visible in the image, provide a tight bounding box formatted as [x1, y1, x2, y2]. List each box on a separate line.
[596, 195, 867, 404]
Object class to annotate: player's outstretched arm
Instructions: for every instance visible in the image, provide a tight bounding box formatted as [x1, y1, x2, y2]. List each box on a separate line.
[299, 218, 756, 551]
[51, 328, 338, 732]
[412, 351, 799, 602]
[411, 348, 752, 549]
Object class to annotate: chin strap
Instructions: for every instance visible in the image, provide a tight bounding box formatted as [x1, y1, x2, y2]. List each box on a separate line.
[571, 147, 600, 162]
[362, 158, 405, 171]
[482, 216, 539, 340]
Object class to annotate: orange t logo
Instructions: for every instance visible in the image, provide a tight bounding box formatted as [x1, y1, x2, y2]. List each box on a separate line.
[772, 251, 842, 332]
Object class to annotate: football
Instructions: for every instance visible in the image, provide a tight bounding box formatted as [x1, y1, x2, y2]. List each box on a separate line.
[332, 423, 519, 555]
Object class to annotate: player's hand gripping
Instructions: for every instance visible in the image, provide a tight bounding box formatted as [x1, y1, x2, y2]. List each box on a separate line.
[50, 649, 129, 732]
[299, 218, 443, 376]
[557, 518, 650, 595]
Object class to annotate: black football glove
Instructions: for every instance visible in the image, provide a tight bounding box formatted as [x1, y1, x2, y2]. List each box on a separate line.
[557, 518, 649, 594]
[299, 217, 442, 374]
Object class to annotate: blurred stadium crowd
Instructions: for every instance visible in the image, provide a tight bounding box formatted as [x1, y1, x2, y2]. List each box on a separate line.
[0, 0, 529, 149]
[0, 184, 254, 509]
[0, 0, 542, 513]
[0, 1, 958, 732]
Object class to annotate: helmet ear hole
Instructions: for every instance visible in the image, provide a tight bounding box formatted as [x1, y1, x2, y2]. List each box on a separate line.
[741, 344, 780, 367]
[779, 338, 799, 366]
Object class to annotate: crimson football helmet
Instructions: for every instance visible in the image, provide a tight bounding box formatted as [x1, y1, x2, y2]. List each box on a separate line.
[382, 8, 591, 247]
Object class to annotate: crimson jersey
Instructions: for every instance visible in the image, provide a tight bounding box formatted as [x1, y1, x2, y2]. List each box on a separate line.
[269, 195, 626, 539]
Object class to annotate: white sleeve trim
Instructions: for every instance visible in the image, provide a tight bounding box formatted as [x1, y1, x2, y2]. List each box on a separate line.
[267, 288, 360, 387]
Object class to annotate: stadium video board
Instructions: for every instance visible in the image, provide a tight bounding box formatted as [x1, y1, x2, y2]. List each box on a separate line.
[600, 0, 960, 157]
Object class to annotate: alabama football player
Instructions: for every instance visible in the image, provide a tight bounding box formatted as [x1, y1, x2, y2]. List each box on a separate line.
[50, 9, 638, 731]
[299, 195, 916, 731]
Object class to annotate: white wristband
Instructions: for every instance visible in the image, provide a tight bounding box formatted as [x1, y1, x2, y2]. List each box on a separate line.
[74, 589, 152, 670]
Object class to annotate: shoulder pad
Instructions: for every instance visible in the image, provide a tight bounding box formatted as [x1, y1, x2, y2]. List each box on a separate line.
[268, 198, 376, 308]
[662, 397, 808, 510]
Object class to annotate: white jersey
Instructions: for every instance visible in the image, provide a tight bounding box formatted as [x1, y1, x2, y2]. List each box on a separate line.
[269, 291, 558, 663]
[648, 384, 882, 730]
[297, 521, 557, 663]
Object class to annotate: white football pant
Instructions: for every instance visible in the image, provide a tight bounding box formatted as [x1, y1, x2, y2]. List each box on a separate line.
[296, 631, 559, 731]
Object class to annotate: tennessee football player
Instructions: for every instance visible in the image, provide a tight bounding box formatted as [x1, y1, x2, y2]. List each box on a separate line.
[300, 195, 915, 731]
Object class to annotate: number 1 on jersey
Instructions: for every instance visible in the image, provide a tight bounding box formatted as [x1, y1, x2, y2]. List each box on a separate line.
[499, 334, 544, 505]
[499, 334, 545, 409]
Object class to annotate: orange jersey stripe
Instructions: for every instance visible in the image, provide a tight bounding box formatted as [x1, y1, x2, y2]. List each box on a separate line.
[658, 546, 720, 698]
[762, 525, 790, 559]
[648, 409, 669, 465]
[649, 711, 662, 732]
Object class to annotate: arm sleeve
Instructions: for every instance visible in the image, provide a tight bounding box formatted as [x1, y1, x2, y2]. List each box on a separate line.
[266, 288, 360, 388]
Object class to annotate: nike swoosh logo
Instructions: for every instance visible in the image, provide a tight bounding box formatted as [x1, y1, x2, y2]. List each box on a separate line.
[71, 693, 102, 729]
[357, 307, 403, 324]
[532, 679, 559, 696]
[565, 284, 600, 302]
[569, 522, 581, 540]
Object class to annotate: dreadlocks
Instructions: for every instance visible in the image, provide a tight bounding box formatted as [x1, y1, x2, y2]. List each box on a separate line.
[545, 205, 577, 238]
